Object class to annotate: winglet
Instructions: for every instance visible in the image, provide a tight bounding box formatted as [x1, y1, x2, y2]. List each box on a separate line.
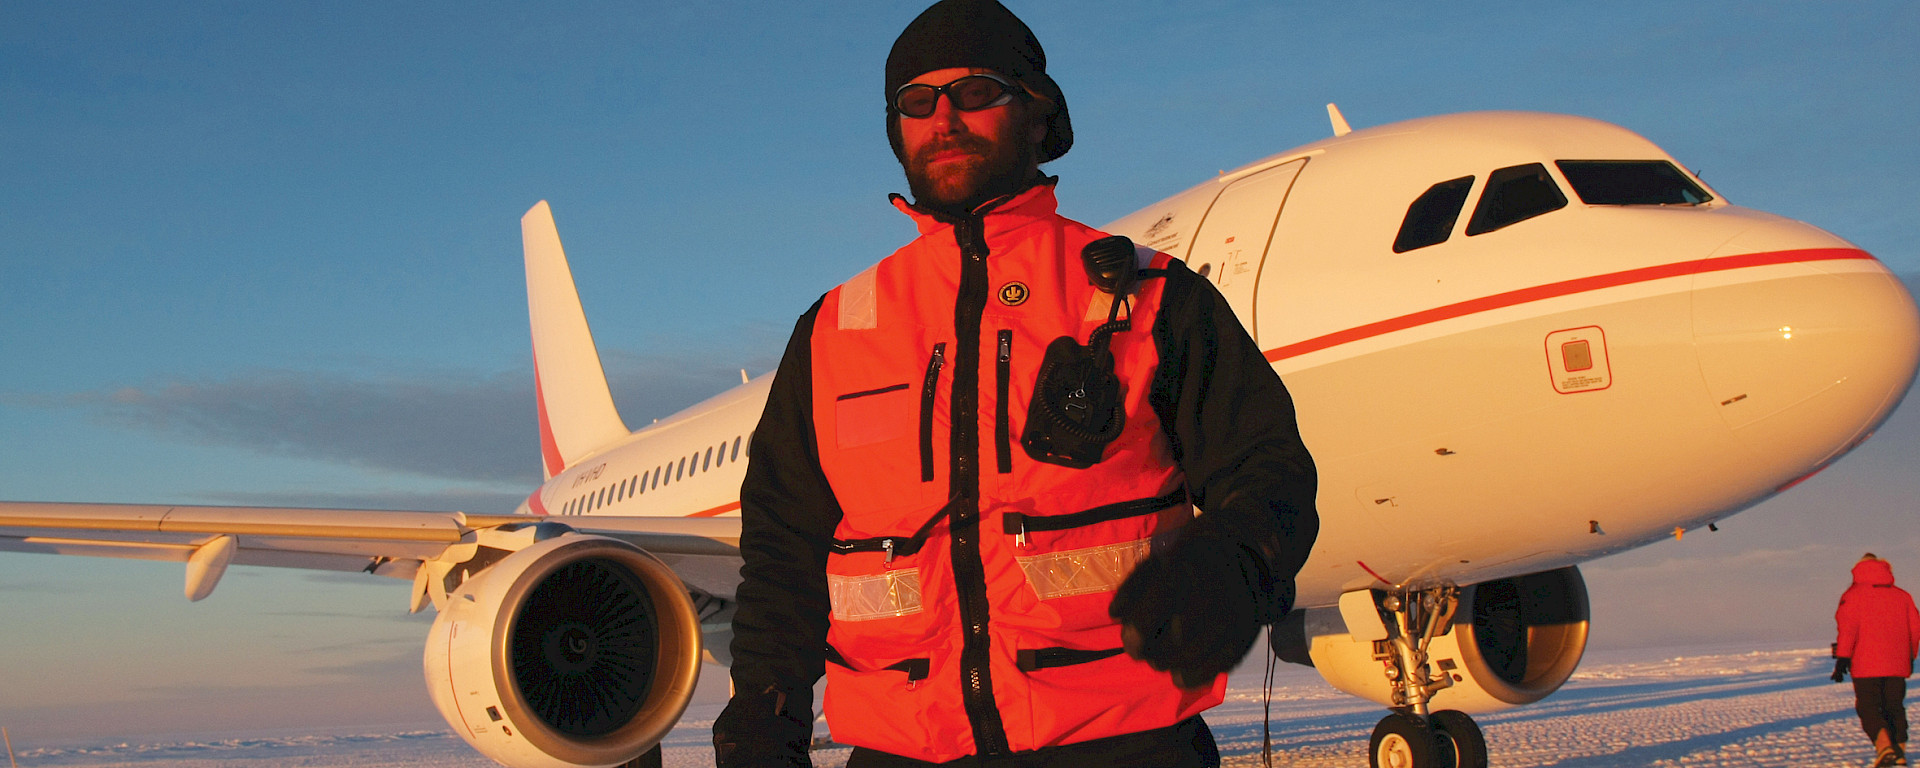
[1327, 103, 1352, 137]
[522, 201, 630, 479]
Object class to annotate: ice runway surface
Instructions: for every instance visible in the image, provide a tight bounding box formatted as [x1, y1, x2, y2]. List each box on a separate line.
[11, 643, 1891, 767]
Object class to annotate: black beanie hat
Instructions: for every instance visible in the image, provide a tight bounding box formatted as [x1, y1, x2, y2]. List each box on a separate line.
[885, 0, 1072, 163]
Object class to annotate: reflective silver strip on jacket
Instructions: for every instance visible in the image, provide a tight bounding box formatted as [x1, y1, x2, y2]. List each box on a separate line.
[1017, 538, 1152, 600]
[828, 569, 924, 621]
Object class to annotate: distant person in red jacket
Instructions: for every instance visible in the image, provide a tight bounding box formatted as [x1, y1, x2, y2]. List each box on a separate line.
[1834, 553, 1920, 768]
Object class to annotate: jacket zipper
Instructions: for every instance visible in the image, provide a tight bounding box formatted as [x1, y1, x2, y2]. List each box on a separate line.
[827, 498, 957, 566]
[825, 645, 931, 688]
[1015, 646, 1124, 672]
[950, 216, 1009, 756]
[920, 342, 946, 483]
[996, 329, 1013, 474]
[831, 535, 914, 563]
[1004, 490, 1189, 548]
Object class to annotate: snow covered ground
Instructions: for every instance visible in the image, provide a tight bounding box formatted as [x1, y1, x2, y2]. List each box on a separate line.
[8, 642, 1888, 768]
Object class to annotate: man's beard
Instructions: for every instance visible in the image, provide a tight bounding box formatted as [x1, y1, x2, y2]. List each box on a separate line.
[904, 129, 1036, 214]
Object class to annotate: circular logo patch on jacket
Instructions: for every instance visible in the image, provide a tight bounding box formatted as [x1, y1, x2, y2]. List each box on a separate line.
[999, 281, 1030, 306]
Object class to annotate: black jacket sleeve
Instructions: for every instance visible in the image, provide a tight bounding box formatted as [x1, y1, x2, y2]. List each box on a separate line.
[714, 300, 841, 767]
[727, 298, 842, 693]
[1148, 259, 1319, 617]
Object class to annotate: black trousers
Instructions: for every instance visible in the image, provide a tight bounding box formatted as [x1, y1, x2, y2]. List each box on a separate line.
[1854, 676, 1910, 744]
[845, 716, 1220, 768]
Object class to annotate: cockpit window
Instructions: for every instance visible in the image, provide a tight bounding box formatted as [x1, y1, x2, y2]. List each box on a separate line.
[1393, 175, 1475, 253]
[1466, 163, 1568, 236]
[1555, 160, 1713, 205]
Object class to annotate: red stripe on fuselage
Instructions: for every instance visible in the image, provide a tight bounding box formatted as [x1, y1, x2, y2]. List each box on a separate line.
[525, 489, 549, 516]
[688, 501, 741, 518]
[1264, 248, 1873, 363]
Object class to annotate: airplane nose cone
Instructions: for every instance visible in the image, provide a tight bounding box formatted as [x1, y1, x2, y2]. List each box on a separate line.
[1692, 226, 1920, 479]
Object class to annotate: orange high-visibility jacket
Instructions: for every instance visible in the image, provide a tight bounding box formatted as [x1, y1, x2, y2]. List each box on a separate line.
[812, 183, 1214, 761]
[726, 180, 1318, 764]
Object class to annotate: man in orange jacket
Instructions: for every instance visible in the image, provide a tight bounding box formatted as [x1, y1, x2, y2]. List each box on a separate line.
[1834, 554, 1920, 768]
[714, 2, 1318, 766]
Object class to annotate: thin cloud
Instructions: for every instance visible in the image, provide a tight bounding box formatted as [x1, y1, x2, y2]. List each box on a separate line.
[299, 647, 424, 680]
[65, 369, 538, 484]
[193, 487, 530, 515]
[0, 580, 85, 594]
[292, 635, 424, 660]
[43, 343, 781, 487]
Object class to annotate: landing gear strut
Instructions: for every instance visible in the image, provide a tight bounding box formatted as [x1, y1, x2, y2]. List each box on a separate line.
[1364, 585, 1489, 768]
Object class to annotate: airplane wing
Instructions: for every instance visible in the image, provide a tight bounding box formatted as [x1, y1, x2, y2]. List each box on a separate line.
[0, 500, 741, 600]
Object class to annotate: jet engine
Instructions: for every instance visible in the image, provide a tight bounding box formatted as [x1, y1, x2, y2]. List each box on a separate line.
[424, 532, 703, 768]
[1272, 566, 1590, 713]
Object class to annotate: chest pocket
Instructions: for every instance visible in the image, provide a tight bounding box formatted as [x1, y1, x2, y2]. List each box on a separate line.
[832, 343, 946, 483]
[835, 383, 913, 448]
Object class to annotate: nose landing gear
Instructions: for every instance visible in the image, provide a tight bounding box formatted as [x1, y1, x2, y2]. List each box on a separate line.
[1364, 586, 1489, 768]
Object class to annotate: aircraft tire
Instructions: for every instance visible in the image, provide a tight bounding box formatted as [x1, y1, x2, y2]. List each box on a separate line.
[1370, 713, 1440, 768]
[1430, 710, 1488, 768]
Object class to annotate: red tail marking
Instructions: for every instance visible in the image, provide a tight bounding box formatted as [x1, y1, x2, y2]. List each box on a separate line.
[534, 358, 565, 478]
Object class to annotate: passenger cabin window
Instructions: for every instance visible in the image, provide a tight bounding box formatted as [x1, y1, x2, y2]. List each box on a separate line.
[1555, 160, 1712, 205]
[732, 436, 743, 462]
[1393, 175, 1475, 253]
[1467, 163, 1567, 236]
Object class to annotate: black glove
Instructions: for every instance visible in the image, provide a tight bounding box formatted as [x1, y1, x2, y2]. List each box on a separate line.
[1109, 524, 1294, 689]
[1833, 657, 1851, 683]
[714, 682, 813, 768]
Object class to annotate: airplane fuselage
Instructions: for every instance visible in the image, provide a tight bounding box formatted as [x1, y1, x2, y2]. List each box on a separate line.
[527, 111, 1919, 614]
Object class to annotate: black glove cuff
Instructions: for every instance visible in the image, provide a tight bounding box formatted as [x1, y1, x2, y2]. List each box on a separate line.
[714, 682, 813, 768]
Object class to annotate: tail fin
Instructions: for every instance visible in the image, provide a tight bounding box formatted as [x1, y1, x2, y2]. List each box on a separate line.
[522, 201, 630, 479]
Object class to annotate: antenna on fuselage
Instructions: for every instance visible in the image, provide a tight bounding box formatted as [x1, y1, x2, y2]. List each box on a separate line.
[1327, 103, 1352, 137]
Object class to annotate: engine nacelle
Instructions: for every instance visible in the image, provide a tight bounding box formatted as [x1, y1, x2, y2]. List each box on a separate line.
[1272, 566, 1590, 714]
[424, 532, 703, 768]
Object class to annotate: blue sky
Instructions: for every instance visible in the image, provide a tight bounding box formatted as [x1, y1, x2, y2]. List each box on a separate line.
[2, 0, 1917, 748]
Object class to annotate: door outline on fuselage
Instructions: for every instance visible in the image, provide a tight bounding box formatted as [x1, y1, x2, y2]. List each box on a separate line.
[1183, 157, 1309, 342]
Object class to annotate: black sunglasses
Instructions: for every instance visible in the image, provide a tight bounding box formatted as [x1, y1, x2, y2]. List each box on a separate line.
[893, 74, 1023, 119]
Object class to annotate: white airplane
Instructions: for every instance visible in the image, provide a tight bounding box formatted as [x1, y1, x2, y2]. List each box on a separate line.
[3, 108, 1916, 768]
